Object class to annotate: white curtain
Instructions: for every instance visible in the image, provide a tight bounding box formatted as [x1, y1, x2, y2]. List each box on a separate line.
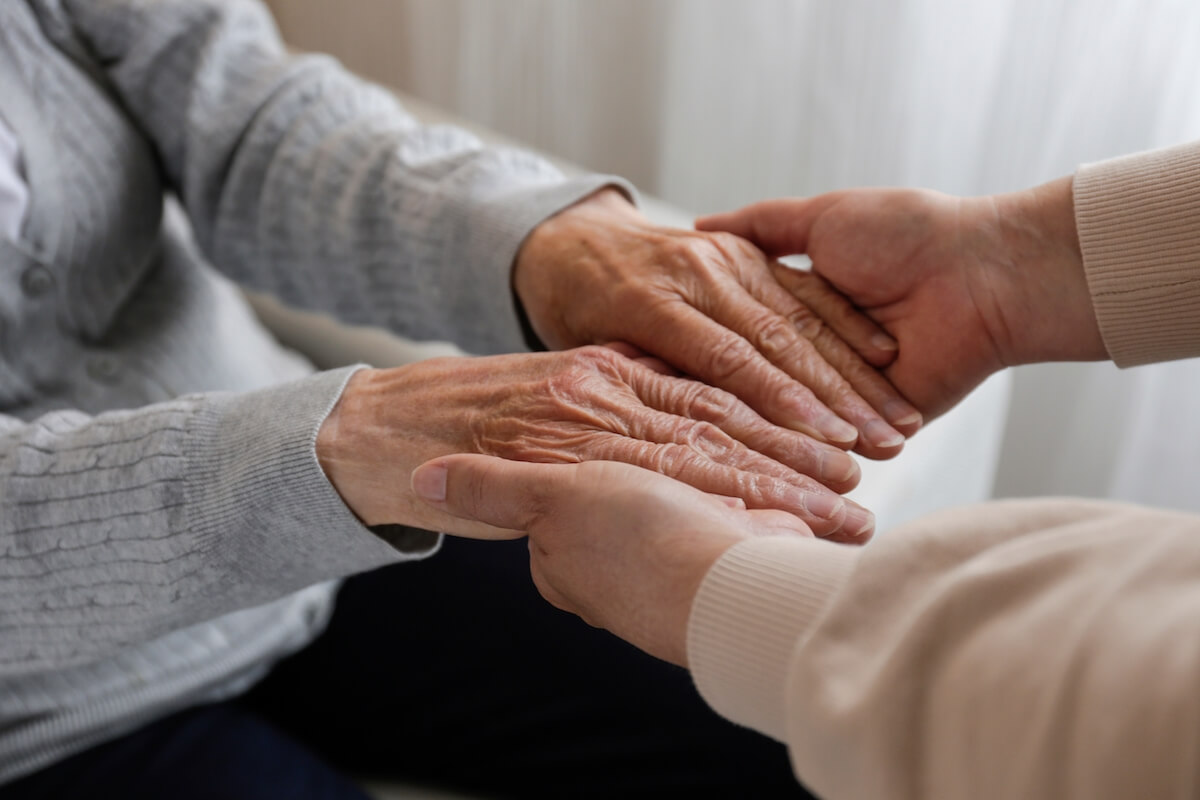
[268, 0, 1200, 527]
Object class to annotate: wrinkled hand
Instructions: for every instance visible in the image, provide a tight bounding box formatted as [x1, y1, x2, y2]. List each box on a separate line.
[317, 346, 875, 541]
[515, 189, 923, 458]
[697, 178, 1102, 420]
[411, 455, 812, 666]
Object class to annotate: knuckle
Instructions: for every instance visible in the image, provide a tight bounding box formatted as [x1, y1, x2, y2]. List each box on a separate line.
[763, 373, 808, 415]
[754, 314, 807, 360]
[683, 383, 740, 423]
[546, 350, 622, 403]
[568, 344, 616, 370]
[681, 420, 736, 461]
[726, 471, 771, 509]
[786, 306, 826, 340]
[745, 472, 803, 512]
[668, 237, 723, 280]
[671, 234, 712, 262]
[703, 339, 757, 383]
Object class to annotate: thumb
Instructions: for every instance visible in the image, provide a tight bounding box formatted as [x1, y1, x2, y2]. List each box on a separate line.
[696, 196, 835, 257]
[412, 454, 566, 535]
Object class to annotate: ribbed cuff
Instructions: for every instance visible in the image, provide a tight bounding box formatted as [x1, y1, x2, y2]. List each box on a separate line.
[1075, 140, 1200, 367]
[687, 536, 859, 742]
[447, 170, 639, 355]
[185, 366, 439, 593]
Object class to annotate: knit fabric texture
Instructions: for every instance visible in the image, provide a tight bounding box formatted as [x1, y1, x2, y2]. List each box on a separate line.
[0, 0, 625, 781]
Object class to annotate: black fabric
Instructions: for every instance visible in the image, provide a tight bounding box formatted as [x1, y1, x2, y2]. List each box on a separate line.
[0, 705, 370, 800]
[4, 536, 812, 799]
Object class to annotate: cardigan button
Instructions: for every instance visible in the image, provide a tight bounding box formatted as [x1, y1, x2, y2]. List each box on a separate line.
[20, 264, 53, 298]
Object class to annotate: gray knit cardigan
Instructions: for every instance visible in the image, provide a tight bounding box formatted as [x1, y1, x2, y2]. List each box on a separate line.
[0, 0, 620, 782]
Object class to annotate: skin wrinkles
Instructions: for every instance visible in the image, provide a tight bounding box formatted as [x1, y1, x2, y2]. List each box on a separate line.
[513, 188, 919, 450]
[318, 346, 865, 540]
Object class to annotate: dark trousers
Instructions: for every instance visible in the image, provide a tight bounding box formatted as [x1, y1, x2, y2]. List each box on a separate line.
[2, 537, 812, 799]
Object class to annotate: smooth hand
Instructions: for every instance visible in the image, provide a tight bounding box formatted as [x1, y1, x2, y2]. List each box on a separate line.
[515, 189, 923, 458]
[411, 455, 811, 667]
[317, 347, 875, 541]
[697, 177, 1104, 420]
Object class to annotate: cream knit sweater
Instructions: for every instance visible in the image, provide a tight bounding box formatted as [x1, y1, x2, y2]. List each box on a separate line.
[688, 140, 1200, 799]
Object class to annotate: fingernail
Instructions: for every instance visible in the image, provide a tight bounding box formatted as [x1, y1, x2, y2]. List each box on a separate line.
[864, 419, 905, 449]
[803, 492, 845, 520]
[871, 333, 898, 351]
[411, 463, 448, 503]
[884, 399, 923, 428]
[843, 505, 875, 538]
[820, 450, 860, 485]
[817, 414, 859, 446]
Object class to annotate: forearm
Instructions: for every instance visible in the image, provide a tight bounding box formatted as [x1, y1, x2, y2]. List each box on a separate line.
[0, 368, 429, 677]
[689, 499, 1200, 800]
[984, 139, 1200, 368]
[61, 0, 629, 354]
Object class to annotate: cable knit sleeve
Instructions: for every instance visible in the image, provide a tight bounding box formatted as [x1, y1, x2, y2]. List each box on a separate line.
[1075, 139, 1200, 366]
[55, 0, 633, 355]
[0, 367, 434, 678]
[688, 500, 1200, 800]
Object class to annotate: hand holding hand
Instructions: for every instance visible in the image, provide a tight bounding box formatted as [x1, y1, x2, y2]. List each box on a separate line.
[317, 346, 874, 541]
[515, 190, 922, 457]
[697, 177, 1104, 419]
[411, 455, 812, 666]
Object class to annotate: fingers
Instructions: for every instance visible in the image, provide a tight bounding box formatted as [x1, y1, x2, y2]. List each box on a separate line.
[696, 197, 837, 258]
[623, 364, 861, 492]
[635, 299, 863, 448]
[411, 454, 558, 535]
[770, 262, 899, 369]
[769, 268, 924, 441]
[591, 399, 874, 539]
[691, 260, 919, 458]
[750, 263, 924, 445]
[608, 359, 877, 539]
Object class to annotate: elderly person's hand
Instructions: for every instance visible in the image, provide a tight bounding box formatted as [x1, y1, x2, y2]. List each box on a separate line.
[697, 177, 1105, 420]
[318, 346, 874, 541]
[514, 190, 923, 459]
[410, 454, 812, 667]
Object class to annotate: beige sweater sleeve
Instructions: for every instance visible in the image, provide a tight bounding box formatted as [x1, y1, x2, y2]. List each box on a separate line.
[689, 500, 1200, 800]
[1076, 139, 1200, 366]
[688, 141, 1200, 798]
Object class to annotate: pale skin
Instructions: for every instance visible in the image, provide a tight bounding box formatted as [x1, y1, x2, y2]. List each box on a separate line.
[316, 188, 928, 540]
[413, 173, 1108, 667]
[411, 455, 810, 667]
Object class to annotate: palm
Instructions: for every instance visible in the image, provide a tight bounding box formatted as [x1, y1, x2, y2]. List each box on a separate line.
[779, 190, 1007, 420]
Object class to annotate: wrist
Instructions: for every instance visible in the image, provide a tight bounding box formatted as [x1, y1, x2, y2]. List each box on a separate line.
[988, 176, 1106, 363]
[512, 187, 641, 350]
[317, 367, 390, 526]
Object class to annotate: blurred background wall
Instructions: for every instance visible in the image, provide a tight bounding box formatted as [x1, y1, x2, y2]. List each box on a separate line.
[264, 0, 1200, 515]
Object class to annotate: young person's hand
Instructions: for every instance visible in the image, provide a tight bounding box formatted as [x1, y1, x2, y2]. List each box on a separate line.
[411, 455, 813, 667]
